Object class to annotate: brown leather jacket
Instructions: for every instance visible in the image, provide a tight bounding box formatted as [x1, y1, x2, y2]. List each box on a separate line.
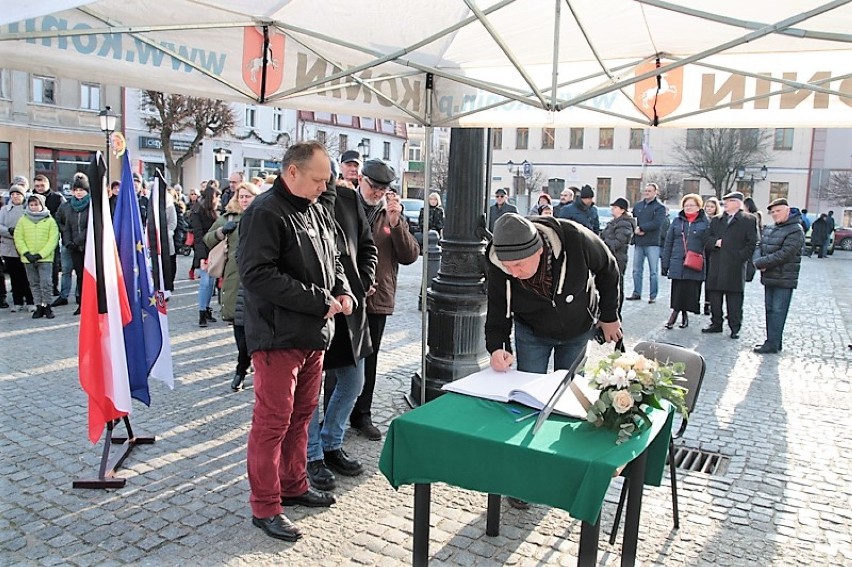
[366, 208, 419, 315]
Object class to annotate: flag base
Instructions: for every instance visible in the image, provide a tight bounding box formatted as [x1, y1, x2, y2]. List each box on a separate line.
[73, 416, 155, 489]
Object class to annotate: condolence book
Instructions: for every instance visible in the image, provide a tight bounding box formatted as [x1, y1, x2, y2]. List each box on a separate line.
[441, 367, 598, 420]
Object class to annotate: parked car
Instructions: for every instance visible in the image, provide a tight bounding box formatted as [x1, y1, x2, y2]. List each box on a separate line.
[833, 226, 852, 251]
[595, 206, 613, 232]
[401, 198, 424, 245]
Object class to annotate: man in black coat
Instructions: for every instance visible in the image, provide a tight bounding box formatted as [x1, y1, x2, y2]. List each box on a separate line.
[306, 173, 378, 491]
[752, 199, 804, 354]
[808, 213, 829, 258]
[238, 141, 353, 542]
[702, 191, 757, 339]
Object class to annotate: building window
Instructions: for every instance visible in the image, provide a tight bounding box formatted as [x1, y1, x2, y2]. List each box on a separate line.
[516, 128, 529, 150]
[317, 130, 327, 145]
[626, 178, 642, 206]
[541, 127, 555, 149]
[32, 75, 56, 104]
[686, 128, 703, 149]
[629, 128, 643, 149]
[769, 181, 789, 202]
[338, 134, 348, 155]
[383, 141, 391, 160]
[491, 128, 503, 150]
[34, 147, 95, 192]
[569, 128, 584, 149]
[408, 144, 421, 162]
[244, 105, 257, 128]
[80, 83, 100, 110]
[774, 128, 794, 150]
[736, 180, 753, 198]
[272, 108, 283, 132]
[596, 178, 611, 204]
[682, 179, 700, 195]
[0, 69, 7, 99]
[598, 128, 614, 150]
[0, 142, 10, 189]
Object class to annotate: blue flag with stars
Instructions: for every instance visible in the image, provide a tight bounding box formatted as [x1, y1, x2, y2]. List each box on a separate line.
[113, 150, 163, 406]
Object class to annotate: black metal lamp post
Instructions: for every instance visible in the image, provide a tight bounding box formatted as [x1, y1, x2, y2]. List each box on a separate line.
[409, 128, 491, 404]
[98, 106, 117, 182]
[358, 138, 371, 159]
[735, 164, 768, 196]
[213, 147, 230, 183]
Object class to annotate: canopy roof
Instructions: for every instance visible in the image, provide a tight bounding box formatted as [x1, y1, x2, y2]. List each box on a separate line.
[2, 0, 851, 127]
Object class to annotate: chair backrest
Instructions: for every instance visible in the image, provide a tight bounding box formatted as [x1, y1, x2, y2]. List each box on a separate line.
[633, 341, 706, 430]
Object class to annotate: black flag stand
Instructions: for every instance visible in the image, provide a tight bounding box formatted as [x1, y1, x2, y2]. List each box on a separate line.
[73, 416, 155, 489]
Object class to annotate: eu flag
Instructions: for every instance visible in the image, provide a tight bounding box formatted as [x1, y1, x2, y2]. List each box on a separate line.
[113, 151, 163, 406]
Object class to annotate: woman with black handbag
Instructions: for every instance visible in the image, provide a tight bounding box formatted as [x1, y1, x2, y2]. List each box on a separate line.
[661, 194, 710, 329]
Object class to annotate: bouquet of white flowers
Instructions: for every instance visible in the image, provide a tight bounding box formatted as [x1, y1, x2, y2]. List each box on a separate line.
[586, 351, 688, 444]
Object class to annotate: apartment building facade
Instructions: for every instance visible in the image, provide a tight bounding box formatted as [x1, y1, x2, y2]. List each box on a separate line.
[490, 125, 852, 211]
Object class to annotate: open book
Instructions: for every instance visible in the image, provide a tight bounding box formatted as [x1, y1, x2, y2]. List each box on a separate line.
[441, 367, 599, 420]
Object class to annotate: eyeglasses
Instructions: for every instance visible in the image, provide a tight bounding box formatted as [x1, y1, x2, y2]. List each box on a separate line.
[363, 177, 389, 192]
[495, 194, 506, 199]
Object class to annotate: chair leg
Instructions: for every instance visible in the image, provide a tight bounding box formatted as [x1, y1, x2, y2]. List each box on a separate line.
[669, 439, 680, 530]
[608, 479, 629, 545]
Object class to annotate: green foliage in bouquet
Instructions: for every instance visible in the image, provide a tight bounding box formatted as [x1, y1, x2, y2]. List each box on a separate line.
[586, 351, 688, 444]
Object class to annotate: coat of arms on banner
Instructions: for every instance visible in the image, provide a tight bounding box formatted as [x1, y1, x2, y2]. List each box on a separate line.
[633, 61, 683, 120]
[242, 26, 286, 97]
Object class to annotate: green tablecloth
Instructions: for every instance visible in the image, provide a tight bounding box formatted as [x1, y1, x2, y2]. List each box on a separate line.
[379, 393, 673, 524]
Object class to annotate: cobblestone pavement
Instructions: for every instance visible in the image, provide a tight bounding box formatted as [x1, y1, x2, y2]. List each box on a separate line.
[1, 250, 851, 567]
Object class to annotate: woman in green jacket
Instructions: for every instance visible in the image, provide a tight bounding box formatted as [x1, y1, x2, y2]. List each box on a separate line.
[14, 194, 59, 319]
[204, 181, 259, 390]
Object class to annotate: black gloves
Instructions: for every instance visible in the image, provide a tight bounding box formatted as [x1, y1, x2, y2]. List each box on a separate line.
[221, 221, 237, 235]
[24, 252, 37, 263]
[7, 227, 13, 236]
[661, 268, 668, 277]
[66, 242, 78, 252]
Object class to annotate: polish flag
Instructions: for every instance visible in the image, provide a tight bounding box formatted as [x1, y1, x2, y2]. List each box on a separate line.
[78, 154, 133, 444]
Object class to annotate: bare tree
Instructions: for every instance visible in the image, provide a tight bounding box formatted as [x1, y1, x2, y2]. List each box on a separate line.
[644, 169, 683, 203]
[825, 170, 852, 206]
[430, 148, 449, 195]
[141, 91, 237, 184]
[671, 128, 773, 199]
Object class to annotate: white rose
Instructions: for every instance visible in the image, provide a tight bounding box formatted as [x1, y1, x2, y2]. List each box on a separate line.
[611, 390, 635, 414]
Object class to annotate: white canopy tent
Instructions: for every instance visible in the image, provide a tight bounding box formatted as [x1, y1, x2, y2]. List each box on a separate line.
[1, 0, 851, 128]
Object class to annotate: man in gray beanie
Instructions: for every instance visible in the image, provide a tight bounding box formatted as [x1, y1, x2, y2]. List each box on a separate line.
[485, 212, 622, 508]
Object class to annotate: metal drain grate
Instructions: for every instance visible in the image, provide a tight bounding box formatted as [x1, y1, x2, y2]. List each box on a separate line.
[668, 446, 728, 475]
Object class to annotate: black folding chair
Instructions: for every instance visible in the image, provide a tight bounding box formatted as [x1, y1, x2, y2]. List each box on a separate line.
[609, 341, 706, 544]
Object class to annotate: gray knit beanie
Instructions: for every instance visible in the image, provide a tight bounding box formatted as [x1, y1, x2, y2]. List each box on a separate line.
[492, 213, 542, 261]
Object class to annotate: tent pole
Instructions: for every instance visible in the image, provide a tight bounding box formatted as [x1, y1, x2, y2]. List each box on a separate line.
[419, 99, 433, 408]
[550, 0, 562, 110]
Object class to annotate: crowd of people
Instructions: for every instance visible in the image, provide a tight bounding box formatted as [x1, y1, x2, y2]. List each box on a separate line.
[0, 148, 841, 538]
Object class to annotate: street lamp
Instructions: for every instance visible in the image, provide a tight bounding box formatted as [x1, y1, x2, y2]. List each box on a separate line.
[98, 105, 117, 182]
[213, 147, 231, 184]
[506, 159, 531, 195]
[358, 138, 371, 159]
[735, 164, 768, 197]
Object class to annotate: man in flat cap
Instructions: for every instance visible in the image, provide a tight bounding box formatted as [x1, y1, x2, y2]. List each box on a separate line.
[702, 191, 757, 339]
[751, 199, 804, 354]
[348, 159, 419, 441]
[487, 188, 518, 233]
[339, 150, 362, 186]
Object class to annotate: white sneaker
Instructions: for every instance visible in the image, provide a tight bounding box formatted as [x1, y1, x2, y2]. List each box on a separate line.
[27, 305, 37, 313]
[9, 304, 21, 313]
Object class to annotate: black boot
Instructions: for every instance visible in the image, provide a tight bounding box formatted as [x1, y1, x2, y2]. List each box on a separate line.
[199, 310, 208, 327]
[205, 308, 217, 323]
[231, 373, 244, 391]
[44, 305, 55, 319]
[32, 305, 45, 319]
[679, 311, 689, 328]
[664, 310, 677, 329]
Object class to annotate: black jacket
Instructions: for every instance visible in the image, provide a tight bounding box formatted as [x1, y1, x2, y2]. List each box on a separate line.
[600, 212, 635, 275]
[484, 217, 620, 354]
[810, 217, 829, 243]
[662, 210, 710, 281]
[319, 183, 378, 369]
[632, 198, 667, 246]
[238, 177, 351, 354]
[704, 211, 758, 292]
[189, 205, 217, 262]
[56, 201, 89, 249]
[753, 211, 804, 289]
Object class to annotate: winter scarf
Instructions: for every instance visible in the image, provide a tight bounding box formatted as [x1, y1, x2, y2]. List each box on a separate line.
[25, 209, 50, 222]
[70, 195, 91, 212]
